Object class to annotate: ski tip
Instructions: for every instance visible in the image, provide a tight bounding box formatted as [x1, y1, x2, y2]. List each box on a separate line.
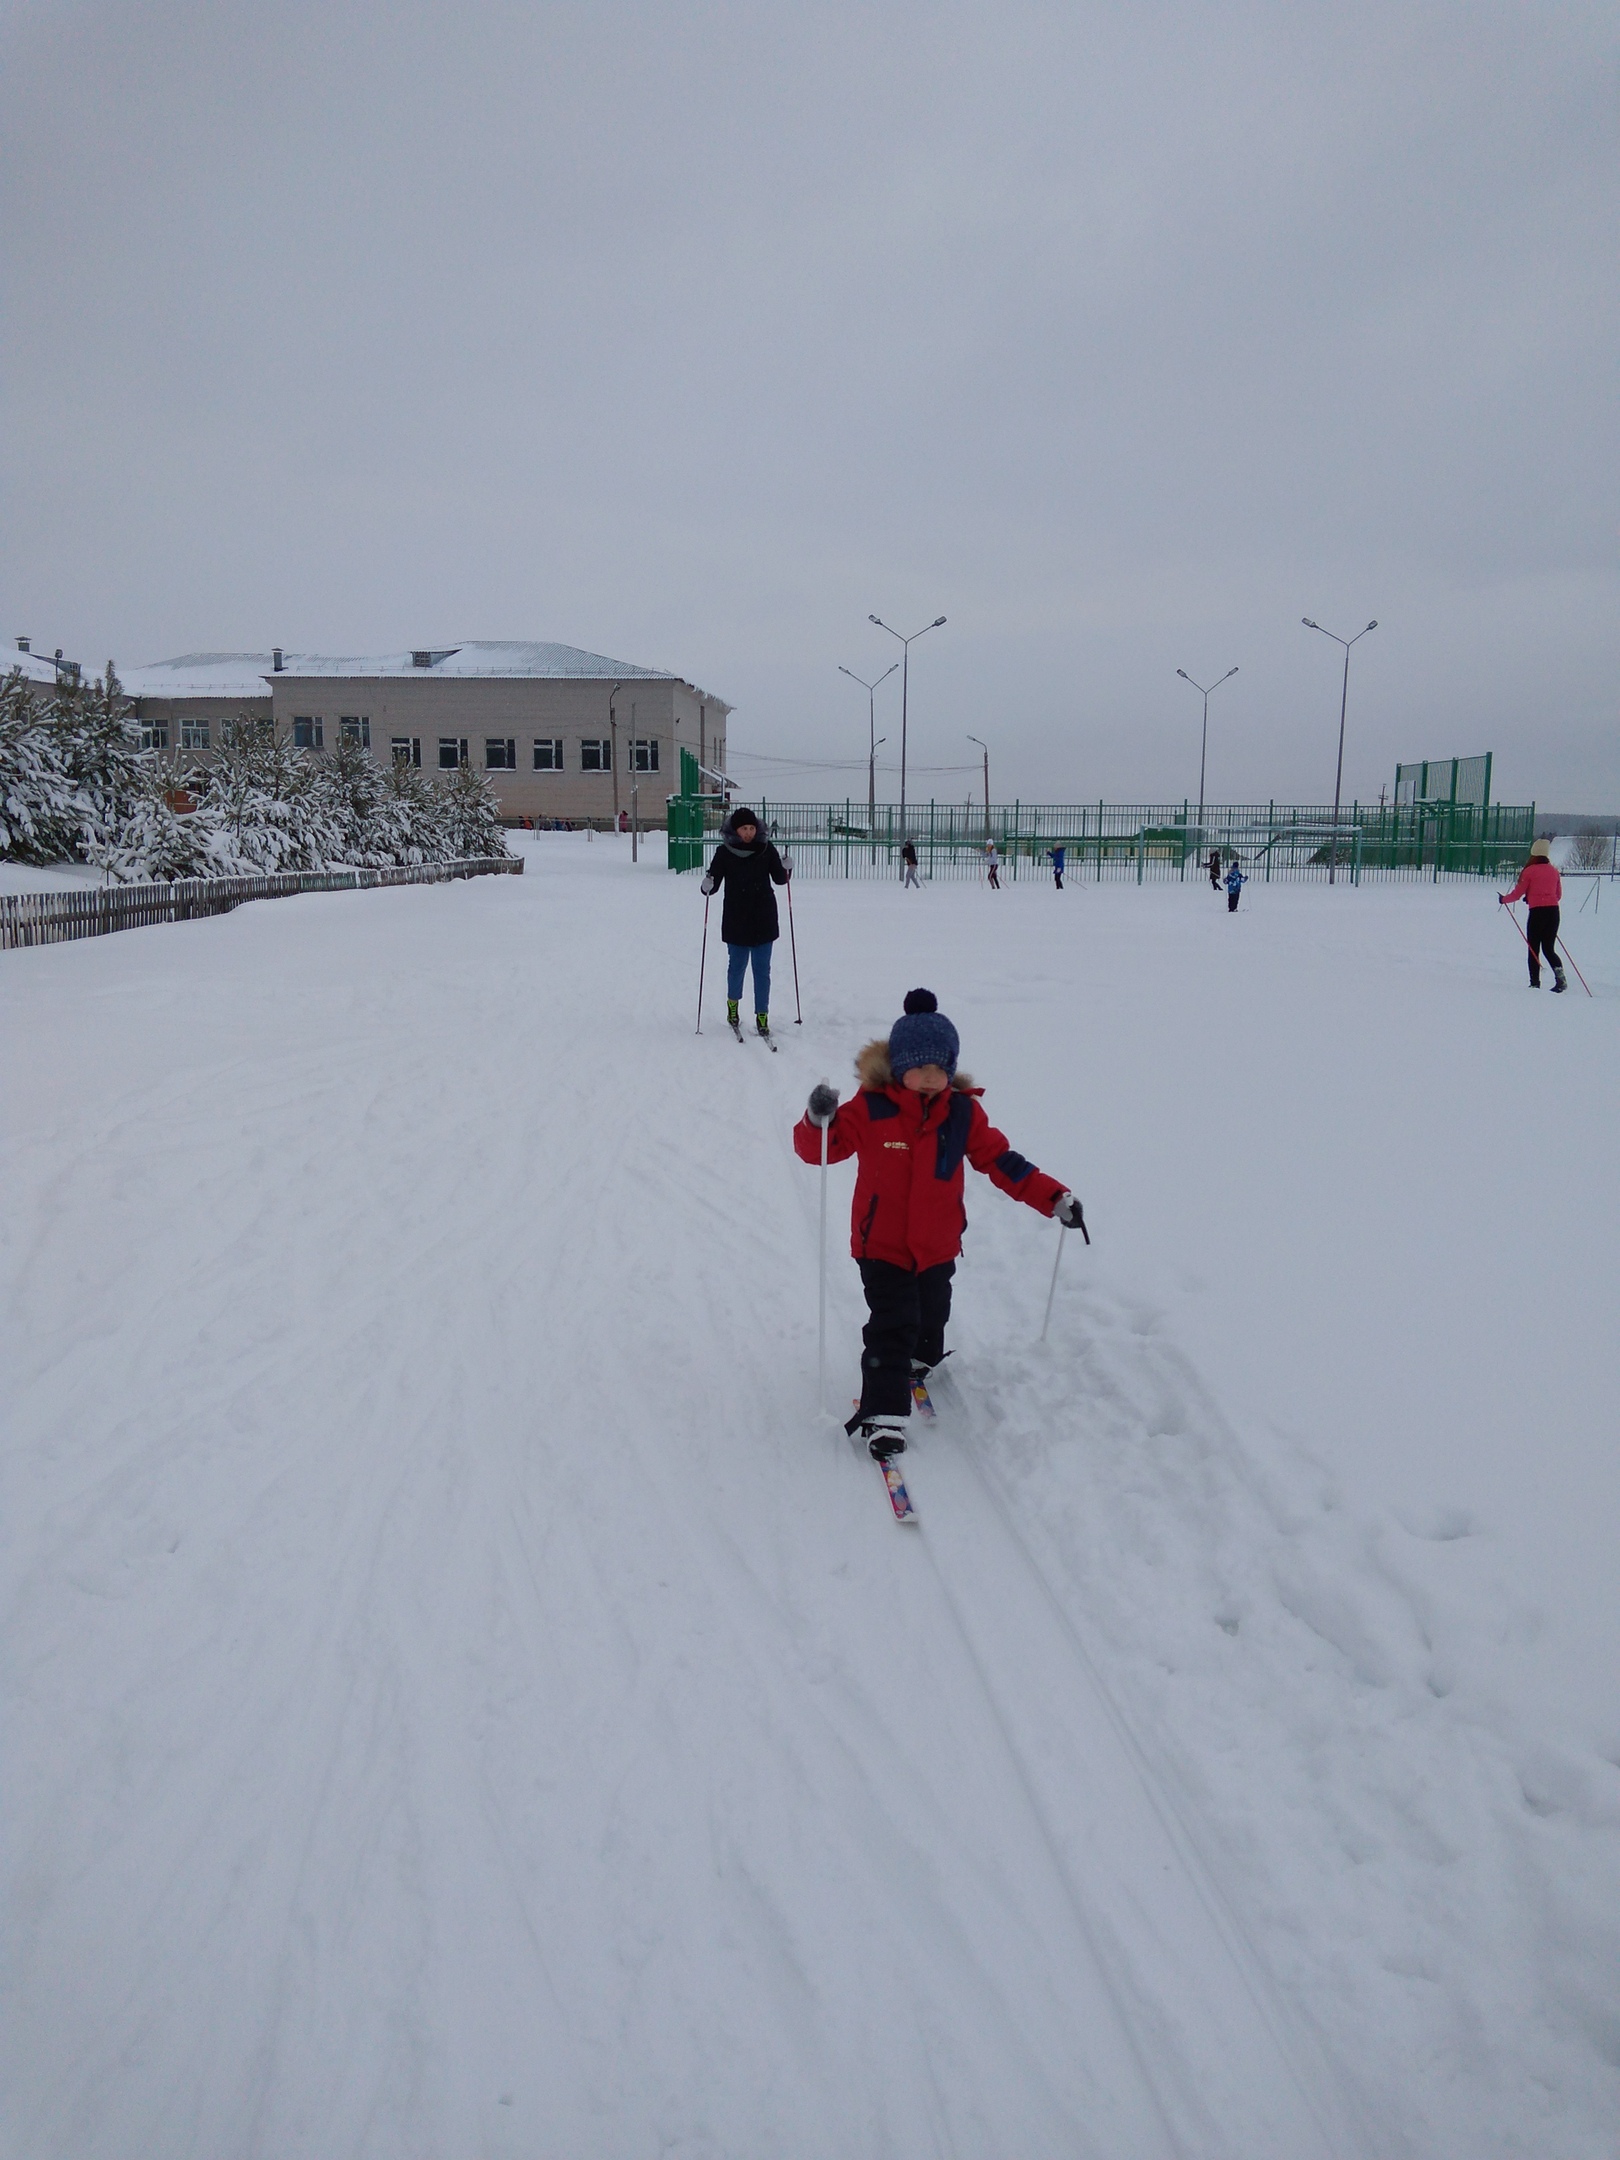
[880, 1459, 920, 1522]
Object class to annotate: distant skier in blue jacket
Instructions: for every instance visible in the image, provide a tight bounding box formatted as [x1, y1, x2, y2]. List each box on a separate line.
[1225, 860, 1246, 912]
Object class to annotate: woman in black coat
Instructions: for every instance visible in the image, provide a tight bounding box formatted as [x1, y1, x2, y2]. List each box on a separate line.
[701, 808, 791, 1036]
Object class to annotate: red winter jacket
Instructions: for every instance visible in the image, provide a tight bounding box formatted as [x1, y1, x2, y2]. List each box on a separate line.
[1503, 859, 1561, 908]
[793, 1039, 1066, 1271]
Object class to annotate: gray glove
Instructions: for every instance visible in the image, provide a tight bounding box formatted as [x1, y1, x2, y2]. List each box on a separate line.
[700, 874, 717, 896]
[1053, 1191, 1090, 1242]
[807, 1083, 840, 1127]
[781, 851, 794, 875]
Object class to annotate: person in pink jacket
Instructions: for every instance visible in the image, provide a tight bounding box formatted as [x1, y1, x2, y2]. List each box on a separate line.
[1501, 838, 1565, 991]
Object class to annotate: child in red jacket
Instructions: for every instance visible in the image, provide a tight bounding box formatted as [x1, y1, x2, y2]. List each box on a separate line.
[794, 989, 1086, 1459]
[1501, 838, 1566, 991]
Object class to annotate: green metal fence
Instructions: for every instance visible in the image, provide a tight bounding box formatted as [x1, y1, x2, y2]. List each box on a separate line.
[666, 797, 1536, 882]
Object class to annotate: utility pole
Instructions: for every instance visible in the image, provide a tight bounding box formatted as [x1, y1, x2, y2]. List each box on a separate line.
[608, 683, 623, 826]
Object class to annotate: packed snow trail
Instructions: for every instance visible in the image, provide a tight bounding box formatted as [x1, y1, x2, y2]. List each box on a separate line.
[4, 838, 1617, 2158]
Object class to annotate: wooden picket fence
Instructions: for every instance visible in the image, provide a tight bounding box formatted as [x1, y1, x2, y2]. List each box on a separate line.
[1, 857, 522, 952]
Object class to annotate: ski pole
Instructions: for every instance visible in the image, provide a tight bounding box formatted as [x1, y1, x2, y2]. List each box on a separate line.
[817, 1116, 829, 1410]
[1040, 1225, 1066, 1343]
[786, 867, 803, 1024]
[695, 893, 710, 1034]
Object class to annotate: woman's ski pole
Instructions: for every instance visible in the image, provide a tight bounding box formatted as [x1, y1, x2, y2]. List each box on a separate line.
[695, 893, 710, 1035]
[817, 1117, 830, 1411]
[786, 868, 803, 1023]
[1040, 1225, 1067, 1342]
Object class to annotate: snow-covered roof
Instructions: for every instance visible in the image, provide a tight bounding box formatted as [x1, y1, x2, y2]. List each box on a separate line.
[278, 641, 727, 703]
[119, 653, 290, 700]
[120, 642, 731, 710]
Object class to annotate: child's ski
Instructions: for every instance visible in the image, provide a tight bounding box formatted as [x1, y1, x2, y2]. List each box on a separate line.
[910, 1375, 936, 1420]
[877, 1454, 919, 1524]
[850, 1410, 920, 1523]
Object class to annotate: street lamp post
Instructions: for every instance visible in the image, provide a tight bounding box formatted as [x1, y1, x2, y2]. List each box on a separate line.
[869, 613, 946, 834]
[838, 662, 897, 833]
[1175, 666, 1238, 849]
[1302, 619, 1378, 884]
[967, 734, 990, 841]
[868, 737, 887, 836]
[607, 682, 623, 827]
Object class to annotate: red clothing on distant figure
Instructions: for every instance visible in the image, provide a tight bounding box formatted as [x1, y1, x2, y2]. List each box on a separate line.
[1503, 860, 1561, 908]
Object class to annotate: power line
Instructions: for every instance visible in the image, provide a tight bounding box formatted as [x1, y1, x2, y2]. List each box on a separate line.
[729, 750, 980, 776]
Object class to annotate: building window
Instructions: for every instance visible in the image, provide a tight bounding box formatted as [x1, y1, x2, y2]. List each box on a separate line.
[293, 716, 324, 750]
[438, 737, 468, 769]
[485, 737, 517, 770]
[533, 737, 563, 771]
[139, 720, 170, 752]
[179, 719, 211, 751]
[630, 738, 660, 773]
[581, 738, 612, 771]
[340, 716, 371, 748]
[391, 736, 421, 768]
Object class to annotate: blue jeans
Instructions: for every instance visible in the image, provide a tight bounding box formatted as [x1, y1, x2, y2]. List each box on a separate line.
[726, 942, 772, 1011]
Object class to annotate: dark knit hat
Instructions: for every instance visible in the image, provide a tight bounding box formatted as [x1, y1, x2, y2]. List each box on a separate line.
[887, 988, 959, 1080]
[724, 806, 760, 836]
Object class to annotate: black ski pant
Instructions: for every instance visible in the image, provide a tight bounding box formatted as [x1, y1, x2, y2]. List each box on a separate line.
[855, 1259, 955, 1420]
[1227, 889, 1240, 912]
[1525, 904, 1560, 985]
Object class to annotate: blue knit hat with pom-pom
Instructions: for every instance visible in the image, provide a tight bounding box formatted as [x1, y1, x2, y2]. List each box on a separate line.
[887, 988, 959, 1080]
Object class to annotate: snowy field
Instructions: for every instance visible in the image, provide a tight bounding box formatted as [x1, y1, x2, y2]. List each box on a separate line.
[3, 833, 1618, 2160]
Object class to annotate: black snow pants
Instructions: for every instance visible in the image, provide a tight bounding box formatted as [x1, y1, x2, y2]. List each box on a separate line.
[1525, 904, 1560, 985]
[855, 1259, 955, 1419]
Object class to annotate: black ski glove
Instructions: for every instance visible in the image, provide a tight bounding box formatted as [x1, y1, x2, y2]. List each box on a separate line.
[1053, 1191, 1090, 1242]
[807, 1083, 840, 1127]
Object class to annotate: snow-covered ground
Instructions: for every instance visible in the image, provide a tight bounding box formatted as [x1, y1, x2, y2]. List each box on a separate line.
[0, 859, 104, 896]
[3, 834, 1617, 2160]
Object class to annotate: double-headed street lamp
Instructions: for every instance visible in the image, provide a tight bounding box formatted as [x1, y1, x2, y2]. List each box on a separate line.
[1175, 666, 1238, 846]
[869, 613, 946, 832]
[1302, 618, 1377, 884]
[839, 661, 897, 831]
[966, 734, 990, 840]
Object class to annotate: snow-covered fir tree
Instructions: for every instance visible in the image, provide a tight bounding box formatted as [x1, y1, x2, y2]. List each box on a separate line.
[0, 668, 87, 863]
[55, 664, 144, 851]
[432, 758, 509, 860]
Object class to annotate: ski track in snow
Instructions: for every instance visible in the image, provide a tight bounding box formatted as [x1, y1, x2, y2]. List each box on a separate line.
[3, 837, 1618, 2159]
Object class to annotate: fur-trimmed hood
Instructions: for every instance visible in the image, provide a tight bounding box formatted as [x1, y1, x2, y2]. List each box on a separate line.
[855, 1039, 977, 1094]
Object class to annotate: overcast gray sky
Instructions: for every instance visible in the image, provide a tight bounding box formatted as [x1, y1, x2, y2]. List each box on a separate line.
[4, 0, 1616, 807]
